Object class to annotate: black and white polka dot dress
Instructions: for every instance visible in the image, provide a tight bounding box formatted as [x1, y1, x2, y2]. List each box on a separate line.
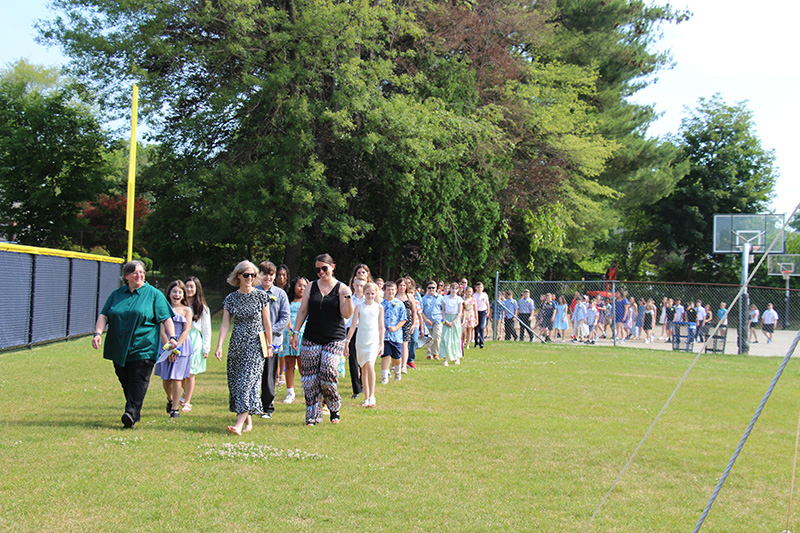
[223, 289, 269, 415]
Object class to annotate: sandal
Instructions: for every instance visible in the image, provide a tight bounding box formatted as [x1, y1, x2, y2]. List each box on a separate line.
[181, 403, 192, 412]
[170, 409, 180, 419]
[330, 411, 340, 424]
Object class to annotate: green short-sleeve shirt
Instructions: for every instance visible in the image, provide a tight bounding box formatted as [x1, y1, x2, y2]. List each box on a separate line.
[100, 282, 174, 366]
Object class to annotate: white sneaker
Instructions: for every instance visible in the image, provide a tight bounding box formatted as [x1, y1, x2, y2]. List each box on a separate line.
[381, 377, 389, 385]
[443, 360, 449, 366]
[367, 397, 376, 408]
[394, 371, 401, 381]
[454, 359, 460, 365]
[282, 391, 295, 404]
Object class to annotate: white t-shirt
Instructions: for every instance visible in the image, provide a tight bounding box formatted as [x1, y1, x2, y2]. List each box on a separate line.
[475, 291, 490, 312]
[762, 309, 779, 325]
[443, 295, 463, 315]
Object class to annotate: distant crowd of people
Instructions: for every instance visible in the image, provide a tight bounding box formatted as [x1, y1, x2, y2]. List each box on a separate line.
[492, 290, 781, 346]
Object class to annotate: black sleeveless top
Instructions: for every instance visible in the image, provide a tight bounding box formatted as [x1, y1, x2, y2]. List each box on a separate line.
[303, 280, 346, 344]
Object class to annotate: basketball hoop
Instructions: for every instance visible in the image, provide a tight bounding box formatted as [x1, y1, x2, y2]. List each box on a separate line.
[783, 270, 793, 281]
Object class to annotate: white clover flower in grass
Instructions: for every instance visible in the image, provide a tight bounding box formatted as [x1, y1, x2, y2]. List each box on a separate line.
[198, 442, 329, 462]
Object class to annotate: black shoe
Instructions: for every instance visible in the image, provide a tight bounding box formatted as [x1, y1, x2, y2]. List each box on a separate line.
[170, 409, 180, 419]
[121, 412, 135, 428]
[166, 399, 172, 414]
[351, 394, 359, 399]
[261, 412, 272, 419]
[330, 410, 340, 424]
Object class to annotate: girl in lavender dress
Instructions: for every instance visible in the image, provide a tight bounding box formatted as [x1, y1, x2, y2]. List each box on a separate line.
[155, 280, 194, 418]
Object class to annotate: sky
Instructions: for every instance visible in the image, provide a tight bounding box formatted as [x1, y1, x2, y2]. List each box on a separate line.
[1, 0, 798, 220]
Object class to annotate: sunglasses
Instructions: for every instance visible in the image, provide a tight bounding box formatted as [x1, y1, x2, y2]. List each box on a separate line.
[241, 272, 257, 279]
[427, 286, 436, 290]
[315, 265, 330, 273]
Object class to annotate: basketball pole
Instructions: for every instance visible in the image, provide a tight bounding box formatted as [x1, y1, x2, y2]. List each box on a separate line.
[738, 242, 750, 355]
[785, 272, 791, 330]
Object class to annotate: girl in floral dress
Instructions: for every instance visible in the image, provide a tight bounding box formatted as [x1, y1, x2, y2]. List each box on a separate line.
[395, 278, 414, 374]
[461, 286, 478, 353]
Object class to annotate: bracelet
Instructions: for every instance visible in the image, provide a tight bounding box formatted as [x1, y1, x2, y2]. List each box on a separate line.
[93, 332, 102, 337]
[169, 336, 178, 342]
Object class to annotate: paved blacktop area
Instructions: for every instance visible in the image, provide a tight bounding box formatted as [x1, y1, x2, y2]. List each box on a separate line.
[488, 328, 800, 357]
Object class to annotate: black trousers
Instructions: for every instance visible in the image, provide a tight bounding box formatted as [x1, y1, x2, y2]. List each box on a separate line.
[504, 317, 518, 340]
[114, 359, 155, 422]
[519, 313, 532, 341]
[261, 352, 279, 415]
[475, 310, 487, 347]
[348, 331, 363, 395]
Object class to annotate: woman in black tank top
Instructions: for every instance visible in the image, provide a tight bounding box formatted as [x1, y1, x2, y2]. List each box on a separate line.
[290, 254, 353, 425]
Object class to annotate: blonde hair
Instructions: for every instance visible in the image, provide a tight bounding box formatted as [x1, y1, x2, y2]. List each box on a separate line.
[364, 282, 378, 294]
[227, 260, 258, 287]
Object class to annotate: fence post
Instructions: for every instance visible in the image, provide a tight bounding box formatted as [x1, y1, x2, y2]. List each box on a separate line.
[612, 280, 616, 347]
[493, 270, 500, 342]
[738, 243, 750, 355]
[66, 258, 73, 339]
[785, 276, 791, 330]
[27, 255, 36, 349]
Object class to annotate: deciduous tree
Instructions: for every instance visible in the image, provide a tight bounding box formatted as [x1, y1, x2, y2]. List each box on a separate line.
[0, 61, 108, 246]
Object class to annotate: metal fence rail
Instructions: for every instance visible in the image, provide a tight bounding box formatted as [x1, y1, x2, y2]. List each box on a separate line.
[0, 244, 122, 351]
[492, 279, 799, 357]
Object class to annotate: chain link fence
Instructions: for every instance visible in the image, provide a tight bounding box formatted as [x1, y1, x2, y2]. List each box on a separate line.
[492, 278, 799, 357]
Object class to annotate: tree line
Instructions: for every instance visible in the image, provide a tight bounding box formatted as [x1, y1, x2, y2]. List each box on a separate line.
[0, 0, 789, 285]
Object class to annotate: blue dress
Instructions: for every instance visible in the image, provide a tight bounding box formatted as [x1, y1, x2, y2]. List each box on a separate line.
[554, 304, 569, 330]
[281, 300, 306, 356]
[154, 312, 193, 380]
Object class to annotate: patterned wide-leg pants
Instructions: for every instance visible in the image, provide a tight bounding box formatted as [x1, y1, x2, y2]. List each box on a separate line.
[300, 339, 345, 423]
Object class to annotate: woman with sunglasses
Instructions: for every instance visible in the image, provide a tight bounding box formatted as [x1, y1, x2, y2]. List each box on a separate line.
[290, 254, 354, 425]
[215, 260, 273, 435]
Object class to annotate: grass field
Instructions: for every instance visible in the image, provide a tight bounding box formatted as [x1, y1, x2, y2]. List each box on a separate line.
[2, 331, 800, 532]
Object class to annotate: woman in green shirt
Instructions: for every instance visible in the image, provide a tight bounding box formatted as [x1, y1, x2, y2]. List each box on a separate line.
[92, 260, 176, 429]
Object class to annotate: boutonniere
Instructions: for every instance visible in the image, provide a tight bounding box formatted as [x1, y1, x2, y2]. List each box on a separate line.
[392, 300, 399, 308]
[268, 294, 277, 303]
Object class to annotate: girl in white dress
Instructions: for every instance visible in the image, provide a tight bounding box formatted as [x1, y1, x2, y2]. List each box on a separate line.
[346, 282, 384, 407]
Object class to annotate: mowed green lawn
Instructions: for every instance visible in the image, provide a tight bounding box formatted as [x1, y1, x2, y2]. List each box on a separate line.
[2, 332, 800, 532]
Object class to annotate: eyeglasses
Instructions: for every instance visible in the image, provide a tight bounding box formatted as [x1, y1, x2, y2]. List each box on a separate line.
[315, 265, 329, 273]
[241, 273, 257, 279]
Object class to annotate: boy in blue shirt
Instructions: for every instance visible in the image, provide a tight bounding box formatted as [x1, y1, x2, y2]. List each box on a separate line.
[381, 281, 407, 383]
[503, 290, 519, 341]
[421, 281, 444, 359]
[517, 289, 536, 341]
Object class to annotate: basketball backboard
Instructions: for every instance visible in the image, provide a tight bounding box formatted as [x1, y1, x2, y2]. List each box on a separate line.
[712, 213, 785, 254]
[767, 254, 800, 277]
